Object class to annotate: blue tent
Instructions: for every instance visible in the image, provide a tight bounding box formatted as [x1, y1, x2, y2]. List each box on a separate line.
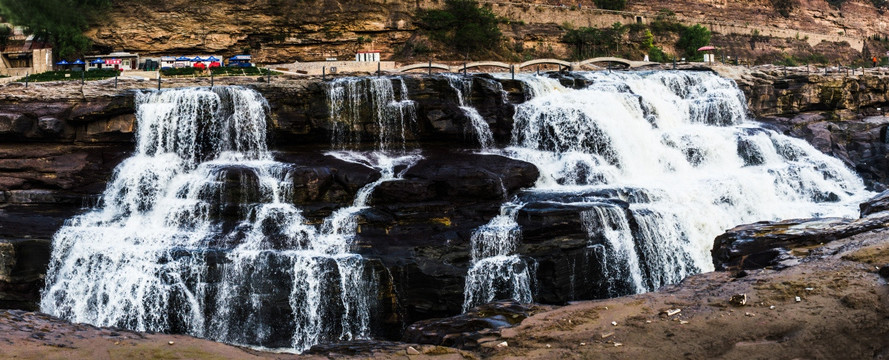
[192, 56, 204, 62]
[72, 59, 85, 65]
[206, 56, 219, 61]
[56, 60, 70, 65]
[176, 56, 191, 61]
[90, 58, 105, 64]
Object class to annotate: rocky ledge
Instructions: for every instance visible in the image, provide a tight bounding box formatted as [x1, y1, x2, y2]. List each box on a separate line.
[712, 190, 889, 271]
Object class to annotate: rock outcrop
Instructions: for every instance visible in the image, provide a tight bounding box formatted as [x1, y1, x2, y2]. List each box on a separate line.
[401, 300, 550, 350]
[712, 190, 889, 271]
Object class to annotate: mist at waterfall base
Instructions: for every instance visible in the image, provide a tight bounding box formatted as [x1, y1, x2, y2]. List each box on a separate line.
[39, 71, 871, 353]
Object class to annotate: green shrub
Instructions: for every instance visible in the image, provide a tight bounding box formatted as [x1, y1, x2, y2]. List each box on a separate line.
[419, 0, 501, 56]
[594, 0, 627, 11]
[649, 46, 670, 63]
[210, 67, 273, 76]
[0, 0, 112, 59]
[563, 23, 626, 60]
[676, 24, 711, 61]
[650, 20, 686, 36]
[161, 67, 201, 76]
[21, 69, 119, 82]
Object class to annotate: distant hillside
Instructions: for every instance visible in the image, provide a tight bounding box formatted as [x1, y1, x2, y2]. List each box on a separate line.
[84, 0, 889, 65]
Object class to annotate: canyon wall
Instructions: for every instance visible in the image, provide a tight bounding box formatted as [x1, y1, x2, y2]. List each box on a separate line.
[86, 0, 889, 63]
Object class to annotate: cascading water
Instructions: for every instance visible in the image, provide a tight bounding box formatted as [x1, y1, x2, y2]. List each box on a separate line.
[444, 74, 495, 149]
[326, 77, 417, 151]
[41, 86, 418, 353]
[462, 203, 535, 310]
[464, 70, 871, 305]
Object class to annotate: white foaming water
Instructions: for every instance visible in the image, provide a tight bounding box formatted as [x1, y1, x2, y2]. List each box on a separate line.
[443, 74, 495, 149]
[463, 204, 534, 311]
[326, 77, 417, 151]
[41, 87, 417, 353]
[491, 73, 567, 99]
[465, 70, 871, 304]
[580, 204, 645, 295]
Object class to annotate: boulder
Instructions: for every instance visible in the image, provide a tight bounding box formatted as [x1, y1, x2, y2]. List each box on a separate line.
[401, 300, 549, 349]
[712, 212, 889, 271]
[860, 190, 889, 217]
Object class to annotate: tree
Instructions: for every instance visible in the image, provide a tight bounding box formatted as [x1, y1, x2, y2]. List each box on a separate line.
[594, 0, 627, 11]
[676, 24, 711, 61]
[562, 23, 626, 60]
[0, 0, 111, 58]
[419, 0, 502, 56]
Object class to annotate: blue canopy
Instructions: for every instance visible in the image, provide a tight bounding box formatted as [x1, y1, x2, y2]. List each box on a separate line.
[176, 56, 191, 61]
[192, 56, 204, 62]
[230, 55, 251, 60]
[90, 58, 105, 64]
[206, 56, 219, 61]
[56, 60, 70, 65]
[72, 59, 85, 65]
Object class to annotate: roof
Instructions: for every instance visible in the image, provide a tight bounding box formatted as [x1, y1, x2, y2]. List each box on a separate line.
[230, 55, 251, 60]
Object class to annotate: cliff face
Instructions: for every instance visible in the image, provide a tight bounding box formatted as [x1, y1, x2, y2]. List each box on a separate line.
[86, 0, 419, 63]
[85, 0, 889, 64]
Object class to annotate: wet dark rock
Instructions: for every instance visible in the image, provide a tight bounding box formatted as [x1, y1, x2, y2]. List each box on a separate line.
[401, 300, 549, 349]
[860, 190, 889, 217]
[879, 265, 889, 279]
[305, 340, 414, 356]
[391, 152, 540, 203]
[712, 211, 889, 271]
[37, 117, 64, 135]
[0, 238, 51, 310]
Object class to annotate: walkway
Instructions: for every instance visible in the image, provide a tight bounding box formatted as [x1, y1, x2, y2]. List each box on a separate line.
[394, 57, 659, 73]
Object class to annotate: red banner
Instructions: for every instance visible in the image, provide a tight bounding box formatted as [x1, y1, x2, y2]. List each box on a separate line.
[106, 58, 122, 65]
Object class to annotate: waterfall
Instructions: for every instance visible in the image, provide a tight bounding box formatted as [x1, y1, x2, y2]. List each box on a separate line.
[41, 86, 418, 353]
[464, 70, 870, 306]
[580, 204, 645, 296]
[444, 74, 494, 149]
[326, 77, 417, 151]
[463, 203, 534, 311]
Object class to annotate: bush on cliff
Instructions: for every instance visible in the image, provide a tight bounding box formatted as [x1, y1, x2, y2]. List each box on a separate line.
[677, 24, 711, 61]
[0, 0, 111, 59]
[594, 0, 627, 11]
[563, 23, 627, 60]
[419, 0, 502, 56]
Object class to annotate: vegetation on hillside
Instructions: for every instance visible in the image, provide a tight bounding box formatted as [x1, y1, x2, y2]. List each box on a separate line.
[21, 69, 119, 82]
[0, 0, 111, 58]
[594, 0, 626, 11]
[562, 18, 711, 63]
[562, 23, 627, 60]
[677, 24, 711, 61]
[418, 0, 502, 57]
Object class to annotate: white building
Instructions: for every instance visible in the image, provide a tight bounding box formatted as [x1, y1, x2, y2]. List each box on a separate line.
[355, 51, 380, 62]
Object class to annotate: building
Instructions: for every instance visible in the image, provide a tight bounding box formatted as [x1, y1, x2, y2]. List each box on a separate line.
[0, 33, 52, 77]
[355, 51, 380, 62]
[84, 52, 140, 71]
[228, 55, 252, 67]
[152, 55, 221, 69]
